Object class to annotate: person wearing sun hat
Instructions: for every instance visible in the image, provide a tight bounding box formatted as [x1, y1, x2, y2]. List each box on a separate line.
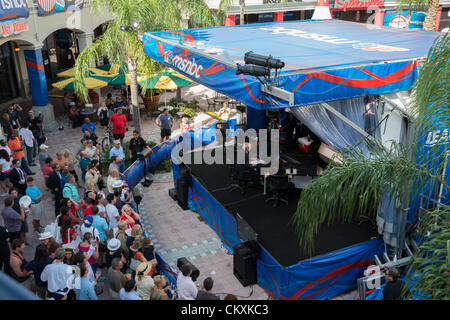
[105, 238, 127, 270]
[135, 261, 156, 300]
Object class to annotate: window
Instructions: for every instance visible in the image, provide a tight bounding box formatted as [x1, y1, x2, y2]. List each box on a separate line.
[0, 42, 19, 104]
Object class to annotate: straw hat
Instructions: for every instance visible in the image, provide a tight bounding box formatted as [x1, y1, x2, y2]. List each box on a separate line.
[136, 261, 154, 276]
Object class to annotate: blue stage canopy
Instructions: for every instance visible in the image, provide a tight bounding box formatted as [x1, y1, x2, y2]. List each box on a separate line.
[142, 20, 441, 109]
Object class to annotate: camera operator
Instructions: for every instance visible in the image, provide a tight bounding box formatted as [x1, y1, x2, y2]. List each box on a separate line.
[27, 111, 46, 150]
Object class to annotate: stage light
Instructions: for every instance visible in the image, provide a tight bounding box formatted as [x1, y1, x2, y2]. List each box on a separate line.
[120, 25, 133, 32]
[244, 51, 285, 70]
[236, 63, 270, 77]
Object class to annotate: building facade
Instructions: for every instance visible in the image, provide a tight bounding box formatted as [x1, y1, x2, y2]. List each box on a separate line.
[215, 0, 450, 32]
[0, 0, 112, 129]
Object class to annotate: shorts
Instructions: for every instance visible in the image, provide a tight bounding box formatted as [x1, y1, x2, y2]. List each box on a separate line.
[113, 133, 125, 140]
[161, 128, 171, 139]
[0, 170, 10, 181]
[30, 202, 44, 221]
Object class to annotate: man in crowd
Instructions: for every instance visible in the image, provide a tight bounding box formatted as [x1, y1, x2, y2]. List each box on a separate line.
[109, 140, 125, 173]
[383, 267, 407, 300]
[9, 159, 28, 196]
[19, 121, 38, 167]
[196, 277, 220, 300]
[1, 113, 13, 138]
[129, 130, 150, 163]
[79, 150, 91, 183]
[91, 206, 109, 268]
[177, 263, 198, 300]
[109, 108, 128, 144]
[81, 117, 96, 135]
[1, 197, 25, 243]
[40, 248, 73, 300]
[46, 163, 65, 216]
[8, 133, 34, 176]
[38, 144, 50, 171]
[156, 108, 174, 143]
[27, 110, 45, 149]
[108, 257, 131, 300]
[106, 194, 120, 232]
[26, 176, 45, 236]
[7, 104, 22, 135]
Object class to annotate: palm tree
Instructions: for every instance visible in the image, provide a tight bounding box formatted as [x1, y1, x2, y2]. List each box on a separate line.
[73, 0, 216, 135]
[292, 32, 449, 298]
[397, 0, 441, 31]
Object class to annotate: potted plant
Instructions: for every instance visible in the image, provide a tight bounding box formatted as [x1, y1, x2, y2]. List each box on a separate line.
[141, 89, 162, 113]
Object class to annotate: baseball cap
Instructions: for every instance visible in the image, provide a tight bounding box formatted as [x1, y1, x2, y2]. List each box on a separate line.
[86, 139, 93, 145]
[114, 140, 120, 145]
[39, 144, 49, 151]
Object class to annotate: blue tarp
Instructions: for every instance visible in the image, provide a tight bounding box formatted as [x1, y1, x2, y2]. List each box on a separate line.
[142, 20, 440, 110]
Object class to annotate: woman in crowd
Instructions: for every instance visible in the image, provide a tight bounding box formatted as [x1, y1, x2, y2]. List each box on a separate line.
[115, 221, 129, 259]
[84, 180, 96, 199]
[85, 163, 101, 192]
[25, 244, 53, 299]
[135, 261, 155, 300]
[95, 192, 107, 221]
[126, 224, 143, 253]
[78, 232, 99, 273]
[142, 237, 156, 262]
[120, 205, 140, 230]
[107, 167, 120, 194]
[8, 238, 33, 291]
[69, 102, 82, 128]
[0, 149, 12, 196]
[60, 216, 77, 246]
[63, 246, 76, 265]
[61, 198, 79, 222]
[150, 275, 176, 300]
[42, 157, 53, 183]
[39, 232, 60, 259]
[105, 238, 127, 271]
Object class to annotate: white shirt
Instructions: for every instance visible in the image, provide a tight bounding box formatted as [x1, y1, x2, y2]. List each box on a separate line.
[40, 261, 73, 295]
[85, 146, 98, 159]
[0, 158, 11, 173]
[80, 224, 100, 241]
[19, 128, 34, 147]
[176, 273, 198, 300]
[106, 203, 120, 229]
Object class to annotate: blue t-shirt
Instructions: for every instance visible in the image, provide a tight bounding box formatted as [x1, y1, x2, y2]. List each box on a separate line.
[81, 123, 96, 134]
[25, 257, 54, 287]
[26, 185, 42, 204]
[75, 277, 98, 300]
[120, 288, 141, 300]
[156, 113, 173, 130]
[92, 215, 109, 242]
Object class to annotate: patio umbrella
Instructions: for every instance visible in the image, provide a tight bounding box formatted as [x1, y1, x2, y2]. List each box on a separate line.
[139, 71, 193, 106]
[51, 76, 110, 91]
[56, 66, 110, 77]
[139, 71, 192, 90]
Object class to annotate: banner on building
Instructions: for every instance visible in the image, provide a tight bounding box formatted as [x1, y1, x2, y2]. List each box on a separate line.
[35, 0, 84, 17]
[383, 10, 426, 29]
[0, 18, 28, 37]
[0, 0, 29, 22]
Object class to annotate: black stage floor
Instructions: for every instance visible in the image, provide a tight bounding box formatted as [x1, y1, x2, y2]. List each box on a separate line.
[184, 147, 378, 267]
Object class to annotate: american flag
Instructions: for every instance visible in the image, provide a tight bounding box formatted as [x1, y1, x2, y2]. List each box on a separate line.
[38, 0, 57, 13]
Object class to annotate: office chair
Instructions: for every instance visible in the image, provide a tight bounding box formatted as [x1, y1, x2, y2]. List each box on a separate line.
[228, 164, 245, 194]
[265, 174, 290, 207]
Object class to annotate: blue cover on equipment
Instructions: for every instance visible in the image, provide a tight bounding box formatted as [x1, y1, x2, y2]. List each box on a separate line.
[142, 20, 440, 110]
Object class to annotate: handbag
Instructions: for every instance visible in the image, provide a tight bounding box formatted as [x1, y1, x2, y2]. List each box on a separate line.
[129, 257, 141, 271]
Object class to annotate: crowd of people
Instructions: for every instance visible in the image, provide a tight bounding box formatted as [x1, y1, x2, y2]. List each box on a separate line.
[0, 99, 231, 301]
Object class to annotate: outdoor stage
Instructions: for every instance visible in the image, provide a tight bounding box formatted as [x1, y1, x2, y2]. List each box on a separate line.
[184, 147, 378, 267]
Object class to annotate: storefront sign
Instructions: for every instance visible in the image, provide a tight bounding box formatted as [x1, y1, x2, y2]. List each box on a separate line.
[0, 17, 28, 37]
[383, 10, 425, 29]
[35, 0, 84, 17]
[334, 0, 385, 10]
[0, 0, 29, 21]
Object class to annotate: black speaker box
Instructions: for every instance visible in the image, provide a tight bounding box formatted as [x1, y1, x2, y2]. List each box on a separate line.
[177, 257, 200, 282]
[233, 241, 259, 287]
[176, 165, 191, 211]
